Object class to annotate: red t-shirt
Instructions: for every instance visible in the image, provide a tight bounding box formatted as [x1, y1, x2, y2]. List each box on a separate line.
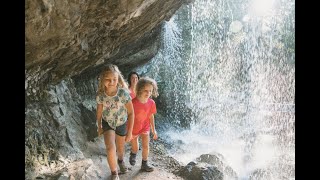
[129, 89, 136, 99]
[132, 98, 157, 135]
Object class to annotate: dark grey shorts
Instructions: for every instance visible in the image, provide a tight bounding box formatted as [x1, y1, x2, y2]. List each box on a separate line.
[102, 120, 127, 136]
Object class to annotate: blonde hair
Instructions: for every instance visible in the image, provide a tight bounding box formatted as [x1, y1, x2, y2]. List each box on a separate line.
[136, 77, 159, 98]
[97, 64, 128, 95]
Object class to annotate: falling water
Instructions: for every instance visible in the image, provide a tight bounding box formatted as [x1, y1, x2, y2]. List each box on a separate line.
[138, 0, 294, 179]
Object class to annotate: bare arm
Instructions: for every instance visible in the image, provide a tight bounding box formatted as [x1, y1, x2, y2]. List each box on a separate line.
[96, 103, 103, 135]
[125, 101, 134, 142]
[150, 114, 158, 140]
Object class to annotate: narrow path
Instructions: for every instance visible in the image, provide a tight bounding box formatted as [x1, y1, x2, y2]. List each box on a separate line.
[84, 137, 183, 180]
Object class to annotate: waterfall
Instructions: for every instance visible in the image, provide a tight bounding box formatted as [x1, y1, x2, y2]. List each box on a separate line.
[138, 0, 294, 179]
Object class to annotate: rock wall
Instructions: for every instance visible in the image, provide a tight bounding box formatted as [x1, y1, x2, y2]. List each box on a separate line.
[26, 0, 193, 97]
[25, 0, 194, 178]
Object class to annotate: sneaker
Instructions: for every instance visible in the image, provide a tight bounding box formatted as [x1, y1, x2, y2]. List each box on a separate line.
[111, 171, 120, 180]
[141, 160, 154, 172]
[129, 152, 137, 166]
[111, 174, 120, 180]
[118, 159, 128, 174]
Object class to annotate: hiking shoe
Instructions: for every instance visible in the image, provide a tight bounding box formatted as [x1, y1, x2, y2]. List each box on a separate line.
[141, 160, 154, 172]
[111, 171, 120, 180]
[118, 159, 128, 174]
[129, 152, 137, 166]
[111, 174, 119, 180]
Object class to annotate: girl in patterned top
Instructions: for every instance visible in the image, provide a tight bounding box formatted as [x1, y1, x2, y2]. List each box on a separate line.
[96, 64, 134, 180]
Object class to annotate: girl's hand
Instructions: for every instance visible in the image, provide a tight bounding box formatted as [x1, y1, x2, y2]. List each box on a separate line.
[97, 127, 104, 136]
[97, 122, 103, 136]
[125, 133, 132, 142]
[152, 131, 158, 140]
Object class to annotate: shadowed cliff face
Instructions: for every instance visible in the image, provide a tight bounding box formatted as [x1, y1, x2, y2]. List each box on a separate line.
[25, 0, 194, 178]
[25, 0, 193, 99]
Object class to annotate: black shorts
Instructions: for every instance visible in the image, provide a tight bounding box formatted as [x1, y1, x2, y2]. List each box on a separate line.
[102, 120, 127, 136]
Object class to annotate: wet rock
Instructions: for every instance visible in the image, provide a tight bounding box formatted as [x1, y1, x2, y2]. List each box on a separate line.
[177, 161, 224, 180]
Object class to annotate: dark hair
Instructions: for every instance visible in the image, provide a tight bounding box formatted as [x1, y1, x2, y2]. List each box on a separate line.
[127, 71, 140, 86]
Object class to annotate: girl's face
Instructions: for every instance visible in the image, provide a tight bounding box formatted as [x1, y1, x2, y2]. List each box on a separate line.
[103, 72, 118, 90]
[130, 74, 138, 86]
[140, 83, 153, 99]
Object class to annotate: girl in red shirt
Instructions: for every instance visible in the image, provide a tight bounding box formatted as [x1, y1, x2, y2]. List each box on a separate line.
[129, 77, 159, 172]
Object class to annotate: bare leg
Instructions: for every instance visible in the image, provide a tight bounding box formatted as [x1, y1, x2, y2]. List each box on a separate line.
[116, 135, 126, 160]
[141, 133, 150, 161]
[140, 133, 154, 172]
[130, 136, 139, 154]
[103, 130, 117, 172]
